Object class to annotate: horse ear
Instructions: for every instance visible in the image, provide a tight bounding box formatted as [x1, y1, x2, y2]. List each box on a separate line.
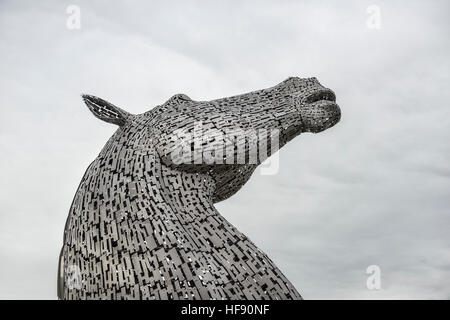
[82, 94, 131, 126]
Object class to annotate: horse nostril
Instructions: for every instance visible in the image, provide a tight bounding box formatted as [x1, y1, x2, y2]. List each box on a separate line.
[305, 89, 336, 104]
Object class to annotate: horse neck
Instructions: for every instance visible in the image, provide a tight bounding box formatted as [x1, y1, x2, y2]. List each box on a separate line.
[92, 140, 217, 222]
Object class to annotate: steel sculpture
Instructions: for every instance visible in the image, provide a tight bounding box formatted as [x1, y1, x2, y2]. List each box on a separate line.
[58, 77, 341, 299]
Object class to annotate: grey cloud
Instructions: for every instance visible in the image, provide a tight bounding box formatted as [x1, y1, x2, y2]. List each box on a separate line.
[0, 0, 449, 299]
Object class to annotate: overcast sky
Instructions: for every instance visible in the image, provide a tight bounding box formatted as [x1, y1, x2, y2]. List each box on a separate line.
[0, 0, 449, 299]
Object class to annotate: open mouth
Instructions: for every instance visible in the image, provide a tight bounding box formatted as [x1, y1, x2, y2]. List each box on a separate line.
[305, 89, 336, 104]
[304, 88, 340, 132]
[322, 112, 340, 127]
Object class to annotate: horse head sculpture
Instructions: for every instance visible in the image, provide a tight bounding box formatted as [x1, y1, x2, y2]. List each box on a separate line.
[58, 77, 340, 300]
